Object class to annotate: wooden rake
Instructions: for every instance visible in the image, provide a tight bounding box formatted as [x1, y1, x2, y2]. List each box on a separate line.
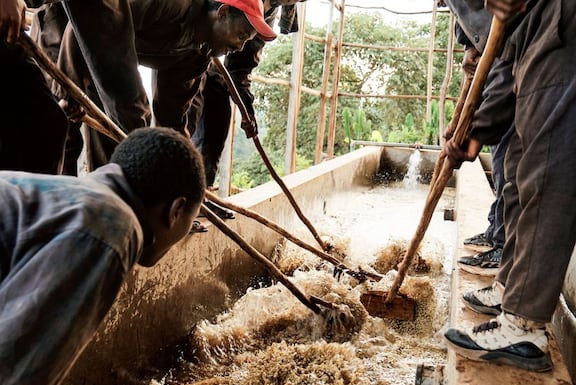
[205, 190, 384, 283]
[372, 16, 507, 320]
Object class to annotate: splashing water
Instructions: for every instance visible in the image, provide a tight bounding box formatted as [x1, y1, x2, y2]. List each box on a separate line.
[155, 183, 457, 385]
[402, 150, 422, 189]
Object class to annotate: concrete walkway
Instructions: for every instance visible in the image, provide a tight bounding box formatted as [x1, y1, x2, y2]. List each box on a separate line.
[446, 158, 573, 385]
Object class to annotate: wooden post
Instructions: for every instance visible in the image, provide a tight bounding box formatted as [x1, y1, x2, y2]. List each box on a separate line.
[217, 103, 237, 197]
[285, 2, 307, 175]
[326, 0, 345, 160]
[314, 2, 335, 165]
[439, 13, 455, 145]
[425, 0, 438, 122]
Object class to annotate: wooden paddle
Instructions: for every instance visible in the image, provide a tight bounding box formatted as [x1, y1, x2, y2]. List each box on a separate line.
[19, 33, 344, 314]
[201, 204, 327, 314]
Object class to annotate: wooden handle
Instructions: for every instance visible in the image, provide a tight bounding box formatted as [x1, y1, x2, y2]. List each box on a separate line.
[210, 57, 327, 251]
[205, 191, 383, 282]
[385, 16, 506, 303]
[200, 204, 322, 314]
[18, 34, 127, 143]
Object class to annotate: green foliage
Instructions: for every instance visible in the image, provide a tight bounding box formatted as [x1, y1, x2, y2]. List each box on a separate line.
[343, 107, 375, 150]
[387, 100, 454, 145]
[231, 170, 254, 190]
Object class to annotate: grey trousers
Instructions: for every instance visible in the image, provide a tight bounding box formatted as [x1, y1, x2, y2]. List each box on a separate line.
[497, 0, 576, 323]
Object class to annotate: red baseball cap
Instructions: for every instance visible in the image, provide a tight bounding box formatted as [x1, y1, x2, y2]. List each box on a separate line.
[219, 0, 277, 42]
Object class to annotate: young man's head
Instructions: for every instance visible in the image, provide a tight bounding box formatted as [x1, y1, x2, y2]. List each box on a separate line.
[110, 127, 206, 267]
[206, 0, 276, 56]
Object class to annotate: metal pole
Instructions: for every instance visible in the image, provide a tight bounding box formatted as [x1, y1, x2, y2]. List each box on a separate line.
[350, 140, 442, 151]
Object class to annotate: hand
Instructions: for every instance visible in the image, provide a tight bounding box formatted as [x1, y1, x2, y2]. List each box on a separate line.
[241, 114, 258, 138]
[440, 137, 483, 169]
[0, 0, 28, 44]
[462, 47, 480, 79]
[485, 0, 527, 23]
[58, 99, 86, 123]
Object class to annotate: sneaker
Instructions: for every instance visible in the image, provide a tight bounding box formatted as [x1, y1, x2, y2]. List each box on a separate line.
[444, 312, 552, 372]
[462, 281, 503, 315]
[463, 232, 493, 252]
[457, 247, 502, 276]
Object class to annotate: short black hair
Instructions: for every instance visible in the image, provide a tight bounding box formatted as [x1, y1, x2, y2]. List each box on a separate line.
[110, 127, 206, 207]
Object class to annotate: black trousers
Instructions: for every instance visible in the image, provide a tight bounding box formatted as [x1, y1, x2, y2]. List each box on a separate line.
[0, 45, 68, 174]
[190, 71, 233, 187]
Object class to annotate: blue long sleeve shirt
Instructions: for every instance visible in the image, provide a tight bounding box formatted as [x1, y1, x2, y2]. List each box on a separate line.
[0, 164, 146, 385]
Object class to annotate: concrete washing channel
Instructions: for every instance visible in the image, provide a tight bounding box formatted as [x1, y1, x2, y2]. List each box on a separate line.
[62, 146, 575, 385]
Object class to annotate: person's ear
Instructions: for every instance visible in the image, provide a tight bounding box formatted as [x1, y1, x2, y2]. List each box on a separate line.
[216, 4, 230, 20]
[168, 197, 189, 227]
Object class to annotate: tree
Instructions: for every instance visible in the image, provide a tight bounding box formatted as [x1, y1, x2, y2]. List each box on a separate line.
[231, 11, 462, 189]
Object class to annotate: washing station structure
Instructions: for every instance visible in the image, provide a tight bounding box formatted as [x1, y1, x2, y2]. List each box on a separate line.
[57, 144, 575, 385]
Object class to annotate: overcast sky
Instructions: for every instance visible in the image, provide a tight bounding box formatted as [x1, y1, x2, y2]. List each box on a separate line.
[300, 0, 436, 27]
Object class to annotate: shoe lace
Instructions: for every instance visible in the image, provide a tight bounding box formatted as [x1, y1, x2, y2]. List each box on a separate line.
[473, 320, 499, 334]
[474, 284, 501, 306]
[479, 247, 501, 261]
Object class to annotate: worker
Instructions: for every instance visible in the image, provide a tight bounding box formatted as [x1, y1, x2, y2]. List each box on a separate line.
[187, 0, 303, 219]
[0, 0, 68, 174]
[443, 0, 576, 372]
[440, 0, 515, 277]
[189, 0, 303, 190]
[55, 0, 276, 174]
[0, 127, 206, 385]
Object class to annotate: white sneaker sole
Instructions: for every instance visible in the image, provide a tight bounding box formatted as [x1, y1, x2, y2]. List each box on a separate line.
[463, 244, 492, 253]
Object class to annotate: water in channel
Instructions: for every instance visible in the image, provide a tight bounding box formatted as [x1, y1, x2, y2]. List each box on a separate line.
[152, 152, 457, 385]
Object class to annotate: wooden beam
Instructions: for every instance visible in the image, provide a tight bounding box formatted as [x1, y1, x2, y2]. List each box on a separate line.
[285, 2, 307, 175]
[326, 0, 346, 160]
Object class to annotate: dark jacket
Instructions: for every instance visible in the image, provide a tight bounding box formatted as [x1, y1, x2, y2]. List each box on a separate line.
[58, 0, 213, 134]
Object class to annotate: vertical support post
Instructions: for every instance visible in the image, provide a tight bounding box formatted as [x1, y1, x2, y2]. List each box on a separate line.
[439, 13, 455, 145]
[285, 2, 307, 175]
[425, 0, 438, 121]
[326, 0, 345, 160]
[218, 103, 237, 197]
[314, 1, 335, 164]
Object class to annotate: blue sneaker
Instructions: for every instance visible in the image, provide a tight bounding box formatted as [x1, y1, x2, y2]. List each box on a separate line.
[457, 247, 501, 276]
[463, 232, 493, 252]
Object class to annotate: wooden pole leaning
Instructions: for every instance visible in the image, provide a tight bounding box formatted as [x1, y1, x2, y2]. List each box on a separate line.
[200, 204, 323, 314]
[385, 17, 507, 306]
